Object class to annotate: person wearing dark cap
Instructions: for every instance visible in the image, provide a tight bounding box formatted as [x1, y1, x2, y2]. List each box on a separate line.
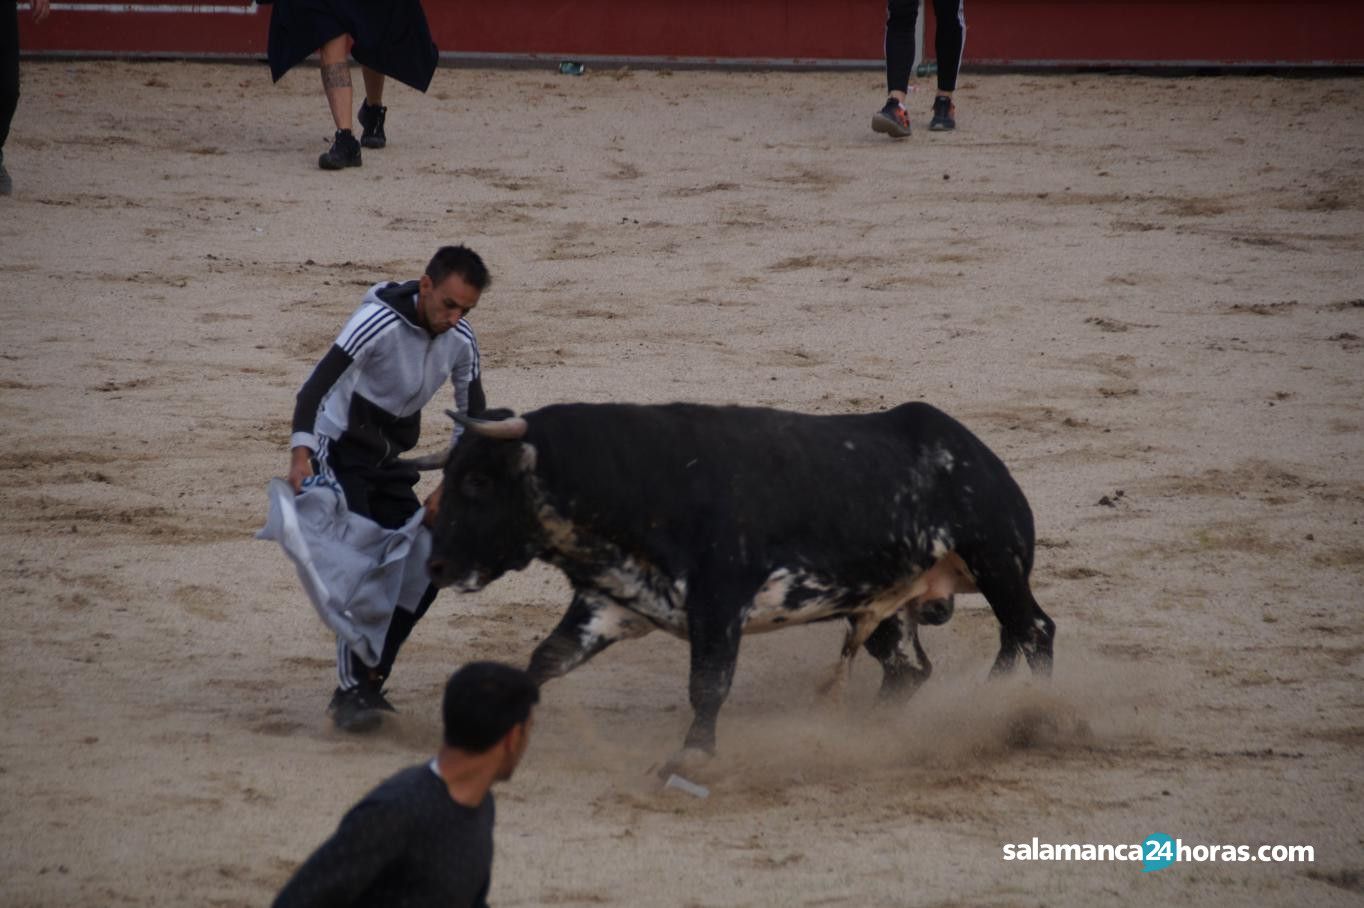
[273, 662, 539, 908]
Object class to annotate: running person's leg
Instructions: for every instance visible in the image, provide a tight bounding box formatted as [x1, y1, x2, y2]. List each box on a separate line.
[0, 0, 20, 193]
[319, 443, 440, 729]
[885, 0, 919, 100]
[357, 67, 387, 149]
[317, 34, 361, 169]
[929, 0, 965, 130]
[372, 583, 437, 678]
[335, 470, 429, 693]
[310, 445, 390, 728]
[873, 0, 919, 137]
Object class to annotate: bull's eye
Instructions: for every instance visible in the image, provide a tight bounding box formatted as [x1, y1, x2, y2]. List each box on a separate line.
[460, 472, 492, 500]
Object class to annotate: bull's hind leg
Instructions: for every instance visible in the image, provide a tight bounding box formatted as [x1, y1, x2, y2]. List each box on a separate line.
[854, 557, 965, 702]
[527, 593, 653, 685]
[966, 551, 1055, 678]
[863, 609, 932, 701]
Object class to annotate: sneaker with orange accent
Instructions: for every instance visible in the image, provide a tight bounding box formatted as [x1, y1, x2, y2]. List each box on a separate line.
[872, 98, 912, 138]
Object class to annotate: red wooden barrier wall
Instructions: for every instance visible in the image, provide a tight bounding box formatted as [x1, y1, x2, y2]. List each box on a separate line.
[18, 1, 1364, 66]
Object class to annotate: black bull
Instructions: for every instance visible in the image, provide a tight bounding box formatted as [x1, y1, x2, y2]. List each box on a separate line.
[426, 402, 1055, 765]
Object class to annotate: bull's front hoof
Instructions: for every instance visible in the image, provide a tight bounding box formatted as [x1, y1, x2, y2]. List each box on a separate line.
[655, 746, 713, 781]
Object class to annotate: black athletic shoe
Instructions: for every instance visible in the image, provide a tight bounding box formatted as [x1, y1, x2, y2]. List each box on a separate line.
[929, 95, 956, 131]
[328, 684, 396, 732]
[872, 97, 912, 138]
[358, 101, 387, 149]
[318, 129, 362, 170]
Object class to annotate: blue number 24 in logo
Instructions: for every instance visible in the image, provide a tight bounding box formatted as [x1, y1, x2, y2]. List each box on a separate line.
[1143, 833, 1175, 873]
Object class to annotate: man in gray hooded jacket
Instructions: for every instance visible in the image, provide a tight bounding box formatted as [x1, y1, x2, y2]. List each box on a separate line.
[287, 244, 491, 731]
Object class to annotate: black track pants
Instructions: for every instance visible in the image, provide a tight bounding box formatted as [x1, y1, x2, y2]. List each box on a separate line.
[1, 0, 19, 151]
[316, 440, 440, 691]
[885, 0, 966, 95]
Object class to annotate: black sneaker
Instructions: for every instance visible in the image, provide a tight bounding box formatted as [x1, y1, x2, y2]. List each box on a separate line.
[929, 95, 956, 131]
[328, 684, 396, 732]
[357, 101, 387, 149]
[0, 150, 11, 196]
[872, 98, 912, 138]
[318, 129, 362, 170]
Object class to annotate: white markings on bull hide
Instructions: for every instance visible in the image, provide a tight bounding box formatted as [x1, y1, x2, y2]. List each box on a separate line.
[537, 501, 581, 552]
[579, 596, 655, 646]
[751, 568, 792, 611]
[453, 570, 486, 592]
[533, 492, 980, 648]
[744, 550, 979, 636]
[537, 501, 688, 636]
[594, 558, 687, 634]
[595, 559, 652, 600]
[743, 569, 846, 633]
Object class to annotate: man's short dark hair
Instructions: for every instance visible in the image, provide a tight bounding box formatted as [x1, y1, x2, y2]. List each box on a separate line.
[442, 661, 539, 752]
[427, 245, 491, 291]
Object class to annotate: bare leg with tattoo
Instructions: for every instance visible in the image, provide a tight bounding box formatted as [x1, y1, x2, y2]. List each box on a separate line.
[319, 35, 353, 131]
[317, 35, 362, 169]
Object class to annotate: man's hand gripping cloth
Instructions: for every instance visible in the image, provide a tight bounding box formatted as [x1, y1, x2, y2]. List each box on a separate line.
[257, 476, 433, 668]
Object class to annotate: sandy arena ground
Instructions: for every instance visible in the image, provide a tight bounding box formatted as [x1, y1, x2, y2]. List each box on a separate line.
[1, 61, 1362, 906]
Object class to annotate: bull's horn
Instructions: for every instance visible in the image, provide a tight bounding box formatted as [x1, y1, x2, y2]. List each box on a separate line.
[446, 409, 529, 440]
[394, 449, 449, 471]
